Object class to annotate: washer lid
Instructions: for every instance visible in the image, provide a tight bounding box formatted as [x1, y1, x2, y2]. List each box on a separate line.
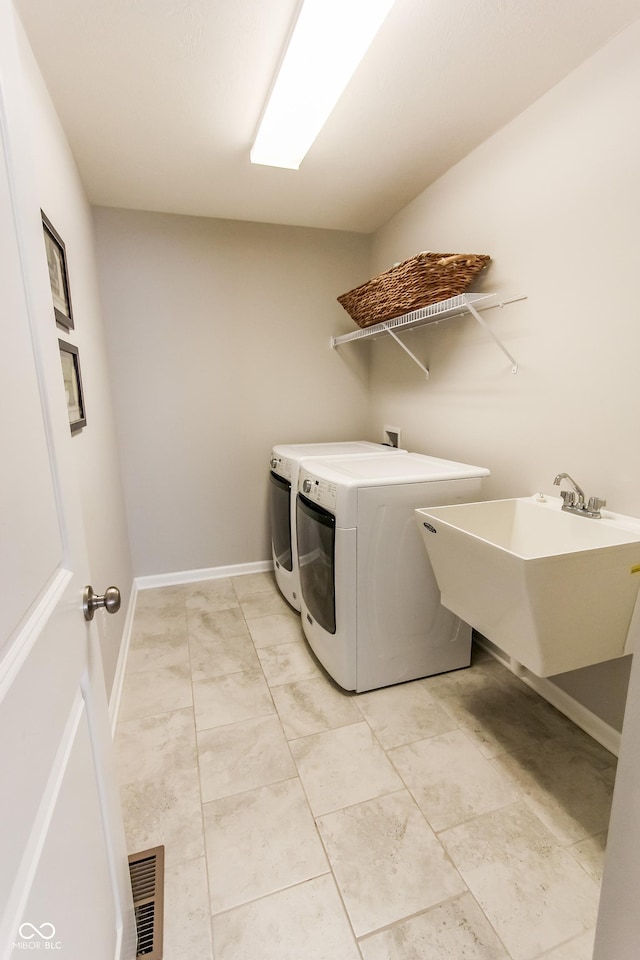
[272, 440, 394, 462]
[301, 451, 490, 486]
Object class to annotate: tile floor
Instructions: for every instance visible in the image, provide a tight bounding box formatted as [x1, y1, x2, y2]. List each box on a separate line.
[114, 572, 616, 960]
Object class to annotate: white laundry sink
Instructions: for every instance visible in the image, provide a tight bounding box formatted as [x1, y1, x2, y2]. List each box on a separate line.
[416, 495, 640, 676]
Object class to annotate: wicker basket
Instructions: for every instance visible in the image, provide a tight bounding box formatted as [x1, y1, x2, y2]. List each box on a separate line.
[337, 251, 491, 329]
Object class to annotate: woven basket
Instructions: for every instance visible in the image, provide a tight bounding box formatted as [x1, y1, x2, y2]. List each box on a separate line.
[337, 251, 491, 329]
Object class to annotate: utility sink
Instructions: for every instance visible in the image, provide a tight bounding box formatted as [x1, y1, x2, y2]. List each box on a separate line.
[416, 495, 640, 676]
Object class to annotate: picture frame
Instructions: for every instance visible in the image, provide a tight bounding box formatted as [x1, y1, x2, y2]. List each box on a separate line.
[58, 339, 86, 433]
[42, 211, 74, 330]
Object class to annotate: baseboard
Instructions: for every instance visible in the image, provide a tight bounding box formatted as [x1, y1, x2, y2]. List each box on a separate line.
[108, 580, 139, 739]
[475, 636, 621, 757]
[135, 559, 274, 592]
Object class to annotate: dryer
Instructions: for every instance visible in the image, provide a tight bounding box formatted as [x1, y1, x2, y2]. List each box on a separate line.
[269, 441, 404, 611]
[296, 451, 490, 692]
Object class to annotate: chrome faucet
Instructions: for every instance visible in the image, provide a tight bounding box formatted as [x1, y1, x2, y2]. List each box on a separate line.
[553, 472, 606, 518]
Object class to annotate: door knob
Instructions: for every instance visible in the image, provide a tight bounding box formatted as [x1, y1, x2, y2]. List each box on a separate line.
[83, 585, 121, 621]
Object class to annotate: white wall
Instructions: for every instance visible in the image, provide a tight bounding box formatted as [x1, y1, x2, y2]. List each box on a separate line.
[369, 20, 640, 514]
[14, 20, 134, 697]
[366, 18, 640, 730]
[93, 208, 371, 577]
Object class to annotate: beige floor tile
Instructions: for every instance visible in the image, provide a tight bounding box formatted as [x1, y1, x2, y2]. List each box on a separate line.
[120, 766, 204, 868]
[390, 728, 522, 831]
[240, 591, 297, 619]
[257, 640, 322, 686]
[422, 665, 503, 716]
[115, 707, 196, 784]
[117, 584, 615, 960]
[188, 631, 260, 682]
[134, 584, 187, 611]
[359, 892, 510, 960]
[163, 857, 213, 960]
[247, 613, 306, 648]
[132, 588, 187, 638]
[491, 740, 614, 845]
[317, 791, 466, 937]
[204, 779, 329, 913]
[601, 762, 618, 784]
[440, 802, 600, 960]
[211, 875, 360, 960]
[232, 571, 279, 599]
[429, 671, 576, 760]
[536, 929, 596, 959]
[271, 676, 362, 739]
[569, 832, 608, 884]
[545, 714, 617, 772]
[187, 606, 250, 642]
[197, 714, 296, 802]
[355, 680, 457, 749]
[290, 721, 403, 815]
[452, 658, 617, 779]
[126, 632, 191, 674]
[193, 668, 275, 731]
[118, 662, 193, 721]
[184, 577, 239, 613]
[517, 697, 606, 755]
[131, 606, 187, 641]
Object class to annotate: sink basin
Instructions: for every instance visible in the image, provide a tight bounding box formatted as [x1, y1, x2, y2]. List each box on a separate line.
[416, 495, 640, 676]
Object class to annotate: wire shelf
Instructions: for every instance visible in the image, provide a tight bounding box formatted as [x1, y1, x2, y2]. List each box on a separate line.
[331, 292, 523, 377]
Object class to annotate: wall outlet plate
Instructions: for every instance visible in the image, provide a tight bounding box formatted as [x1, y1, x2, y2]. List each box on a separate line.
[383, 425, 402, 448]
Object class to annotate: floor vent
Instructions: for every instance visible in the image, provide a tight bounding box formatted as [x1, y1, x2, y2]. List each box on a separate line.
[128, 845, 164, 958]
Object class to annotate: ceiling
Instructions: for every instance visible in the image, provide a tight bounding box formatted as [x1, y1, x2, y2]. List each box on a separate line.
[13, 0, 640, 234]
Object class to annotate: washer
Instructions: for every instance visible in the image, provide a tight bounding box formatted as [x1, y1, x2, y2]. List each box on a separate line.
[269, 441, 405, 611]
[296, 451, 490, 691]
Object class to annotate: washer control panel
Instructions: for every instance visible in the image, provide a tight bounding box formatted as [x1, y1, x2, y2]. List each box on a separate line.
[299, 470, 338, 510]
[270, 454, 293, 481]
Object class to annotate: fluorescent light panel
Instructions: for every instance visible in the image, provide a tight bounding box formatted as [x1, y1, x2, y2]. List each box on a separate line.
[251, 0, 395, 170]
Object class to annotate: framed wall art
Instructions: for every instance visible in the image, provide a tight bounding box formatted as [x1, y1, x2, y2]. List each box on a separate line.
[42, 211, 74, 330]
[58, 339, 86, 433]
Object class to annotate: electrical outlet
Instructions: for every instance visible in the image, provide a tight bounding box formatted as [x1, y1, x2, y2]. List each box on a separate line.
[383, 425, 402, 448]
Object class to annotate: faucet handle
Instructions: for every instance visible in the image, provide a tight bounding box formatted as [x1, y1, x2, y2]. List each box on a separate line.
[588, 496, 606, 514]
[561, 490, 576, 507]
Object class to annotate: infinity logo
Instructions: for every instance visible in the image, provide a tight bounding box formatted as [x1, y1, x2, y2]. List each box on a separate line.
[18, 923, 56, 941]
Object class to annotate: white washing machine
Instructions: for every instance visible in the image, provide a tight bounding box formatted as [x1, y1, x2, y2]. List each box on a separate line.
[269, 441, 405, 610]
[296, 451, 490, 692]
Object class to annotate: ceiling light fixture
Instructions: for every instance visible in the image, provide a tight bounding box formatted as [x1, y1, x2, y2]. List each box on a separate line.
[250, 0, 396, 170]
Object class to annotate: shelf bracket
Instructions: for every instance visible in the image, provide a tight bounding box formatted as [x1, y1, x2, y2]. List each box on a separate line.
[381, 323, 430, 379]
[465, 299, 518, 374]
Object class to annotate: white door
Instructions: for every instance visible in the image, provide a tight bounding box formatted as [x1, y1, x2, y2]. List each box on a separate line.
[0, 9, 136, 958]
